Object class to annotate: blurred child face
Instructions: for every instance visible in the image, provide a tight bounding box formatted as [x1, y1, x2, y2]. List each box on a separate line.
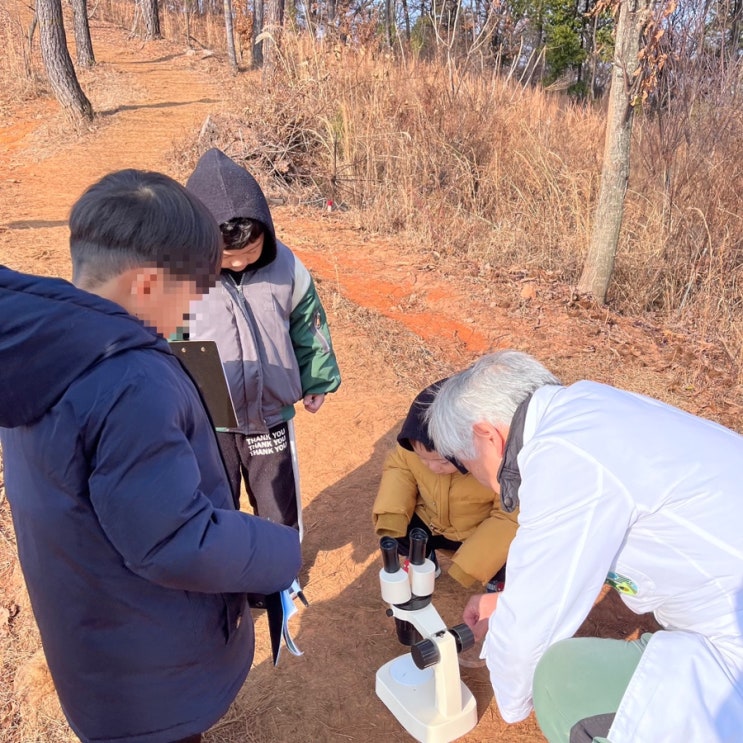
[221, 233, 265, 272]
[131, 268, 204, 337]
[411, 440, 459, 475]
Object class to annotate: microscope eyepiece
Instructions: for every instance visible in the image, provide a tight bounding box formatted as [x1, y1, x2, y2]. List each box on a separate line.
[408, 527, 428, 566]
[380, 536, 401, 573]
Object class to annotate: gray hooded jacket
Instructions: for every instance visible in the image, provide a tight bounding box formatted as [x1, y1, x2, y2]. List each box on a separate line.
[186, 149, 340, 434]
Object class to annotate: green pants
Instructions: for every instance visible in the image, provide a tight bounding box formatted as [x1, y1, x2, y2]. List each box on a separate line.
[532, 634, 652, 743]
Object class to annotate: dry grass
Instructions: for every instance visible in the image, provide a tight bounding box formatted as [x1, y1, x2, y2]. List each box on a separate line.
[1, 468, 75, 742]
[0, 3, 158, 161]
[0, 5, 45, 111]
[162, 25, 742, 371]
[89, 0, 743, 368]
[3, 1, 740, 366]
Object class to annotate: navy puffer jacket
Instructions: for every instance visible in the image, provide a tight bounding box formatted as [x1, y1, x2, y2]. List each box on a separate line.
[0, 266, 301, 743]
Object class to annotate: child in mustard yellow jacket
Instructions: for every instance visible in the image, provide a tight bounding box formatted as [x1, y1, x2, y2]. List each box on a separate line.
[372, 380, 518, 591]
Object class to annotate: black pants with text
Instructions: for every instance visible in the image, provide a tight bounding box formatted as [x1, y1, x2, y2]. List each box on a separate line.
[216, 422, 298, 530]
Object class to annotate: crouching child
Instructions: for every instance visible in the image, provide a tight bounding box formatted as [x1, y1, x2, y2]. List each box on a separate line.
[372, 380, 517, 591]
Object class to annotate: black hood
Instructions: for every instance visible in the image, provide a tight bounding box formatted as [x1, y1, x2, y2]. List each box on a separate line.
[0, 266, 166, 428]
[186, 148, 278, 267]
[397, 378, 449, 452]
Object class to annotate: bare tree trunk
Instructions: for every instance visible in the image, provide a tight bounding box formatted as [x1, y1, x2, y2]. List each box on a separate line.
[400, 0, 411, 40]
[37, 0, 94, 122]
[385, 0, 393, 48]
[252, 0, 264, 67]
[223, 0, 238, 70]
[729, 0, 742, 63]
[184, 0, 192, 47]
[24, 13, 39, 79]
[589, 9, 599, 99]
[139, 0, 161, 39]
[71, 0, 95, 67]
[577, 0, 650, 303]
[261, 0, 283, 78]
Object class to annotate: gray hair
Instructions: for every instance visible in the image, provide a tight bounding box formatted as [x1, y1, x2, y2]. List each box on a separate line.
[427, 350, 560, 461]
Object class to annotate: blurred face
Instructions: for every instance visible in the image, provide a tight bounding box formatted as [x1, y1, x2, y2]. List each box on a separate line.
[132, 269, 203, 337]
[221, 232, 265, 272]
[411, 440, 459, 475]
[79, 266, 206, 339]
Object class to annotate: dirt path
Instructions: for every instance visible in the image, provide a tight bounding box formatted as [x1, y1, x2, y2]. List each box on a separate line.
[1, 14, 737, 743]
[1, 22, 223, 275]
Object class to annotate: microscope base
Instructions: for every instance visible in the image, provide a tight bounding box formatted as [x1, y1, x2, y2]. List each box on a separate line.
[376, 654, 478, 742]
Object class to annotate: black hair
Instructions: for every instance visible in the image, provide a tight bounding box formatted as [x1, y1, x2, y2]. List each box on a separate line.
[70, 169, 222, 292]
[220, 217, 264, 251]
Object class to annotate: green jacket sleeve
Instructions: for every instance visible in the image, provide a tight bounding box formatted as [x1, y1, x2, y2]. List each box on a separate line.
[289, 277, 341, 396]
[372, 446, 419, 537]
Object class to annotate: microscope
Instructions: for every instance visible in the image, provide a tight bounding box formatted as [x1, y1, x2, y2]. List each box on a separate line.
[375, 529, 478, 742]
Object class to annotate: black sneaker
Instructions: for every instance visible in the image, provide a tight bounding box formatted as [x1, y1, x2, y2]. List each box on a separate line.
[485, 579, 505, 593]
[487, 565, 507, 593]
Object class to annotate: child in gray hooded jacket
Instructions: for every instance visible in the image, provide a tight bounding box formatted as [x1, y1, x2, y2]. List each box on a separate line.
[186, 148, 341, 538]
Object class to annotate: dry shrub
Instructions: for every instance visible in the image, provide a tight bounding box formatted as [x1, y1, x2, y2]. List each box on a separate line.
[0, 5, 44, 108]
[175, 30, 602, 280]
[611, 95, 743, 361]
[169, 26, 741, 371]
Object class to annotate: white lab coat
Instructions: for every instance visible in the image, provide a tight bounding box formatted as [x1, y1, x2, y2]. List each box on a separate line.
[483, 382, 743, 742]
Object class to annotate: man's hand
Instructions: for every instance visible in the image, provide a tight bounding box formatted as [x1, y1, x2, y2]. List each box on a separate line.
[463, 592, 500, 642]
[303, 393, 325, 413]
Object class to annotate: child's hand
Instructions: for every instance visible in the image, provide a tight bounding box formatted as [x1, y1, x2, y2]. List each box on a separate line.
[303, 393, 325, 413]
[463, 592, 500, 642]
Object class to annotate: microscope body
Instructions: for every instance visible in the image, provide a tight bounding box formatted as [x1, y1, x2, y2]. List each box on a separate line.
[375, 532, 478, 742]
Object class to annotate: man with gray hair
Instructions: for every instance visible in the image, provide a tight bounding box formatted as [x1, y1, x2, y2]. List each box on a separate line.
[427, 350, 743, 743]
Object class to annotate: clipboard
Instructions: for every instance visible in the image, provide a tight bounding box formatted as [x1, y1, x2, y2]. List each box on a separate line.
[169, 340, 239, 429]
[262, 582, 306, 666]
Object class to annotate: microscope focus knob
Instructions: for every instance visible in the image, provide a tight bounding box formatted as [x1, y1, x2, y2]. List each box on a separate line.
[450, 623, 475, 652]
[411, 638, 439, 669]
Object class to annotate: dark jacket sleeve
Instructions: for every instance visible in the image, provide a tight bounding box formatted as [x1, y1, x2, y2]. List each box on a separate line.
[86, 372, 301, 595]
[289, 277, 341, 396]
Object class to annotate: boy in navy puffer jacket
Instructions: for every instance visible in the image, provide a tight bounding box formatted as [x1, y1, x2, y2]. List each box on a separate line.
[0, 169, 301, 743]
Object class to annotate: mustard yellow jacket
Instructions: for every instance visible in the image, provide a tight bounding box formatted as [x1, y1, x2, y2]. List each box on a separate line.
[372, 444, 518, 588]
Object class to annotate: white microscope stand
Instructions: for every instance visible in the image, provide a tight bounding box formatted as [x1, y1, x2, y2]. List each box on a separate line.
[376, 570, 478, 742]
